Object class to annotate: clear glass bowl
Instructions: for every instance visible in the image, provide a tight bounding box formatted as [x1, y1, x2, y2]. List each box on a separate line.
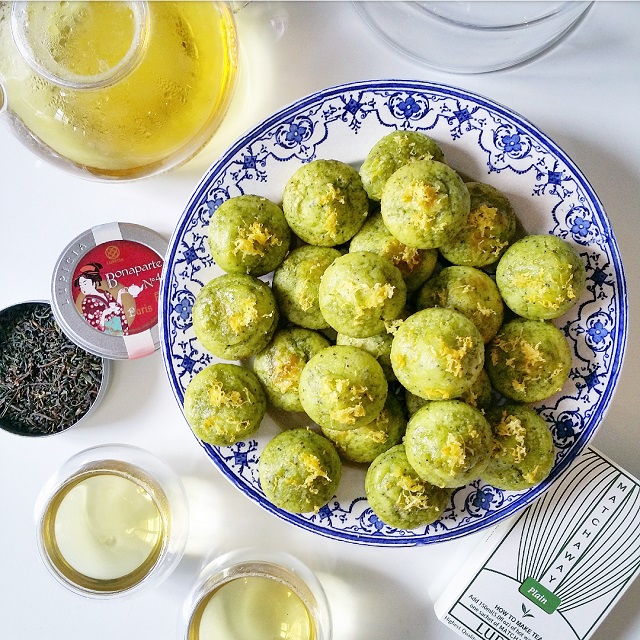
[356, 1, 593, 73]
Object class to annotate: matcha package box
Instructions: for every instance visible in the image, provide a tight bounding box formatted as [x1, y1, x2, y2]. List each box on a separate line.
[435, 447, 640, 640]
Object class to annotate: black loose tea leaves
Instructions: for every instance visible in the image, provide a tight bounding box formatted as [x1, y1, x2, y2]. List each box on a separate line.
[0, 303, 104, 436]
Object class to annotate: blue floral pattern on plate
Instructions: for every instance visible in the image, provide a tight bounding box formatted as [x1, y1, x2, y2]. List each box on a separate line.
[160, 80, 627, 546]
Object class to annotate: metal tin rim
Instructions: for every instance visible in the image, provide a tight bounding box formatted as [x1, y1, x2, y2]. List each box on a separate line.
[0, 300, 111, 438]
[50, 222, 168, 360]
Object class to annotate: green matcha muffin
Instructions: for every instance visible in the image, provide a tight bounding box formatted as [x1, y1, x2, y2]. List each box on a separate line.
[380, 159, 470, 249]
[272, 245, 341, 330]
[404, 400, 494, 488]
[320, 393, 406, 463]
[336, 329, 395, 381]
[252, 327, 330, 412]
[298, 345, 388, 431]
[349, 212, 438, 292]
[359, 130, 445, 202]
[365, 445, 452, 529]
[258, 428, 342, 513]
[390, 308, 484, 401]
[318, 251, 407, 338]
[192, 273, 278, 360]
[405, 368, 493, 415]
[486, 318, 572, 403]
[208, 195, 291, 276]
[404, 390, 428, 417]
[416, 266, 504, 343]
[459, 368, 493, 412]
[496, 234, 586, 320]
[482, 404, 555, 491]
[183, 364, 266, 446]
[439, 182, 517, 267]
[282, 159, 369, 246]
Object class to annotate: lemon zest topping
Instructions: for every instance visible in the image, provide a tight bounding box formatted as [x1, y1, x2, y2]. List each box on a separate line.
[296, 284, 315, 311]
[384, 318, 404, 334]
[272, 355, 304, 394]
[300, 453, 331, 494]
[405, 181, 446, 210]
[510, 263, 577, 310]
[318, 183, 346, 206]
[396, 474, 431, 511]
[523, 465, 542, 485]
[475, 302, 495, 317]
[387, 240, 422, 272]
[512, 445, 527, 463]
[466, 205, 504, 252]
[325, 206, 339, 237]
[496, 412, 527, 462]
[491, 239, 509, 257]
[491, 330, 552, 393]
[366, 427, 389, 444]
[425, 388, 452, 400]
[233, 221, 282, 258]
[322, 379, 373, 425]
[453, 284, 474, 295]
[207, 381, 246, 409]
[433, 335, 475, 377]
[520, 341, 546, 372]
[201, 382, 251, 437]
[565, 270, 577, 300]
[353, 282, 396, 311]
[330, 404, 366, 425]
[393, 352, 407, 369]
[318, 184, 345, 238]
[227, 297, 259, 333]
[201, 415, 250, 436]
[441, 433, 467, 474]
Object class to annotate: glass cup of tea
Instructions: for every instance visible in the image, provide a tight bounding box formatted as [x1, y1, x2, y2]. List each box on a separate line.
[181, 549, 332, 640]
[35, 444, 188, 598]
[0, 1, 239, 180]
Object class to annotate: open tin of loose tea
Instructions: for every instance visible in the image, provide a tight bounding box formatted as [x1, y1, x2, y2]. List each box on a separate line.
[51, 222, 168, 360]
[0, 301, 110, 437]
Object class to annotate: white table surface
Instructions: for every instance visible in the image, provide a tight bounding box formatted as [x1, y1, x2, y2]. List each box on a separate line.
[1, 2, 639, 639]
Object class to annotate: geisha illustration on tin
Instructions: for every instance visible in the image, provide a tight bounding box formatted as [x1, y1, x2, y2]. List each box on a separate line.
[73, 262, 142, 336]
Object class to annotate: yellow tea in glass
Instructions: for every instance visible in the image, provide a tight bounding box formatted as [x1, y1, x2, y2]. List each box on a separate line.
[0, 1, 238, 179]
[183, 550, 333, 640]
[36, 445, 188, 597]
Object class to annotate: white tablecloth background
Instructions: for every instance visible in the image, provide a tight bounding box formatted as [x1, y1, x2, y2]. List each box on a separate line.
[1, 3, 639, 638]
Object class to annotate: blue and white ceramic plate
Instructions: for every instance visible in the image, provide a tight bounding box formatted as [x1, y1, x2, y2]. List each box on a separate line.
[160, 80, 627, 546]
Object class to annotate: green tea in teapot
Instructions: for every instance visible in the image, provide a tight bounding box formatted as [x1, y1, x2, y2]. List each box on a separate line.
[0, 1, 238, 179]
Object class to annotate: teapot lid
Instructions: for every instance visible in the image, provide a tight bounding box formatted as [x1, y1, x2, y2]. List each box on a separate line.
[10, 2, 148, 90]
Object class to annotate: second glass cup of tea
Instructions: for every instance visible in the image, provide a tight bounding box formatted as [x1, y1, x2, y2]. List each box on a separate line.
[0, 1, 238, 180]
[35, 444, 188, 598]
[182, 549, 332, 640]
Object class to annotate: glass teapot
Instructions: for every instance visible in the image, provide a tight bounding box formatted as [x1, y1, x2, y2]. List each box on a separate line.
[0, 1, 238, 180]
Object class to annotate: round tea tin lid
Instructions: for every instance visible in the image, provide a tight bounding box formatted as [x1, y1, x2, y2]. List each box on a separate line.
[51, 222, 168, 360]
